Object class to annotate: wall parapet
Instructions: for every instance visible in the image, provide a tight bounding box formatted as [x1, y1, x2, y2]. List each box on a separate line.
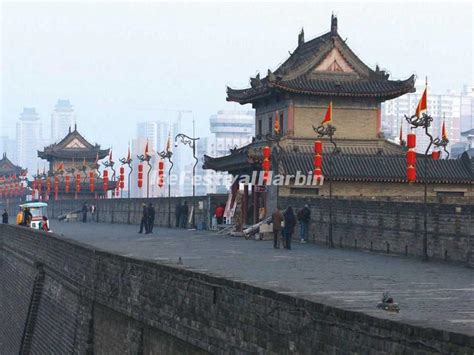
[1, 224, 473, 353]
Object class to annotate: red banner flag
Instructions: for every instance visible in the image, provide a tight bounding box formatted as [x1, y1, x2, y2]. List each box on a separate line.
[321, 101, 332, 125]
[415, 86, 427, 118]
[442, 120, 448, 140]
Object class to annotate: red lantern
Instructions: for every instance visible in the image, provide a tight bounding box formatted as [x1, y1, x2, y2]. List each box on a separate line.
[262, 159, 271, 171]
[406, 150, 416, 165]
[314, 140, 322, 154]
[313, 155, 322, 169]
[432, 150, 440, 160]
[137, 163, 143, 188]
[65, 176, 70, 193]
[313, 168, 322, 177]
[263, 146, 271, 159]
[407, 166, 416, 182]
[407, 133, 416, 149]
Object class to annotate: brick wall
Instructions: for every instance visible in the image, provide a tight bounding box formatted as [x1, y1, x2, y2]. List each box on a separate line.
[280, 196, 473, 265]
[46, 194, 227, 228]
[1, 224, 472, 353]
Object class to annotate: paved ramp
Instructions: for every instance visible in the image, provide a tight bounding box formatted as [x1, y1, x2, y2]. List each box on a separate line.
[53, 221, 474, 336]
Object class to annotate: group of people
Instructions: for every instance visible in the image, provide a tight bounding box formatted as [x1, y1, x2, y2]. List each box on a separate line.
[271, 204, 311, 250]
[139, 203, 156, 234]
[174, 201, 189, 228]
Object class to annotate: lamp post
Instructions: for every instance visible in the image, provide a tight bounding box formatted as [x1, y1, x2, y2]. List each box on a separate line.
[102, 157, 115, 199]
[119, 152, 133, 223]
[158, 148, 173, 228]
[175, 133, 199, 228]
[405, 112, 449, 261]
[312, 123, 338, 248]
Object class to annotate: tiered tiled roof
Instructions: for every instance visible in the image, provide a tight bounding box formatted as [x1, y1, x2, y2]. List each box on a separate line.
[0, 153, 25, 177]
[227, 16, 415, 104]
[38, 126, 109, 160]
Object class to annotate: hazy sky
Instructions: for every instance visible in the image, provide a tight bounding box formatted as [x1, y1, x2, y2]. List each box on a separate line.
[1, 1, 473, 159]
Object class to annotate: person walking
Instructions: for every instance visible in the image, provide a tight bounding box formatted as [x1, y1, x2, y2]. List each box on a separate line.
[297, 204, 311, 243]
[2, 209, 8, 224]
[23, 208, 32, 227]
[215, 204, 225, 225]
[271, 206, 283, 249]
[82, 202, 88, 223]
[139, 203, 149, 234]
[175, 202, 181, 228]
[180, 201, 188, 228]
[283, 207, 296, 250]
[147, 203, 155, 234]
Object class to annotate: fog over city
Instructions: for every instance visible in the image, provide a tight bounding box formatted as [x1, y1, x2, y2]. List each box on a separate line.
[1, 1, 473, 161]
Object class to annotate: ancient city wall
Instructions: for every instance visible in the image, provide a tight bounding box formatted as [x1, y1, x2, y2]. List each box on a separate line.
[280, 196, 474, 266]
[1, 225, 472, 354]
[39, 195, 474, 266]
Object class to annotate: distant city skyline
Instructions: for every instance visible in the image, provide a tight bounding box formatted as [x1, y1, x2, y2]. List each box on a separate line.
[1, 2, 473, 167]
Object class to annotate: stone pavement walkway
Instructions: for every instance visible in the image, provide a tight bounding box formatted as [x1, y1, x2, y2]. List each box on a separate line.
[52, 221, 474, 336]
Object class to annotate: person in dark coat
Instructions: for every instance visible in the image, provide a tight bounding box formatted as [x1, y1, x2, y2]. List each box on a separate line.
[180, 201, 188, 228]
[297, 204, 311, 243]
[23, 208, 32, 227]
[147, 203, 155, 234]
[271, 206, 283, 249]
[283, 207, 296, 250]
[175, 202, 181, 228]
[82, 202, 88, 223]
[2, 209, 8, 224]
[139, 203, 149, 234]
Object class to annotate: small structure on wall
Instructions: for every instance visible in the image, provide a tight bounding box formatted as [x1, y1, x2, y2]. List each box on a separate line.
[0, 153, 27, 201]
[37, 125, 113, 200]
[204, 15, 473, 225]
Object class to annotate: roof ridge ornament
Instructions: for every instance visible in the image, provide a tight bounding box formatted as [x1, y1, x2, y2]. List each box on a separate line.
[298, 27, 305, 46]
[331, 13, 338, 35]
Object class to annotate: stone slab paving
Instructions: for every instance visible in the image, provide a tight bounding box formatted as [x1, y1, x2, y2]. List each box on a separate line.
[52, 221, 474, 336]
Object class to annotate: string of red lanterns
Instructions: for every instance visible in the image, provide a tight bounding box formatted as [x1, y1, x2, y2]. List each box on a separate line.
[137, 163, 143, 188]
[262, 146, 271, 184]
[406, 132, 416, 182]
[313, 140, 323, 182]
[158, 159, 165, 188]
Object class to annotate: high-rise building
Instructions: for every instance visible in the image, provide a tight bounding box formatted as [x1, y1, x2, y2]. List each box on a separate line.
[51, 99, 76, 143]
[16, 108, 44, 175]
[0, 136, 17, 163]
[382, 83, 473, 154]
[195, 110, 255, 196]
[135, 114, 185, 197]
